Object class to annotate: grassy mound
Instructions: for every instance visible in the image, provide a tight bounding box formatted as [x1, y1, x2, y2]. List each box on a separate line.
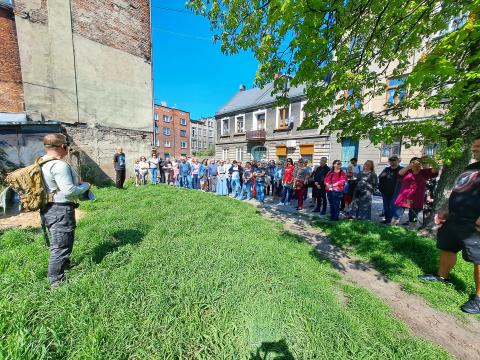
[0, 185, 450, 359]
[313, 219, 476, 316]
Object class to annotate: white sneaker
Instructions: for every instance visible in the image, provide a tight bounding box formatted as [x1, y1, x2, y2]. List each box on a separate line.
[285, 202, 291, 206]
[278, 202, 284, 206]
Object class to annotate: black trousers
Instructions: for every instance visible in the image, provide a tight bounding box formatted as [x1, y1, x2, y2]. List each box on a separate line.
[115, 169, 126, 188]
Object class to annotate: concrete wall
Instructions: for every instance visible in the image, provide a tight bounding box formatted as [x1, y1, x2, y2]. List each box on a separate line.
[0, 6, 24, 112]
[64, 123, 153, 184]
[14, 0, 152, 130]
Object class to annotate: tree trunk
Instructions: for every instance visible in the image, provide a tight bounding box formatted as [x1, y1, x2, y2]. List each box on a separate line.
[424, 146, 472, 229]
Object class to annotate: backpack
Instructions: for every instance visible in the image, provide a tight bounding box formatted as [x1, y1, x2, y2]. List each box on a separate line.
[5, 157, 55, 212]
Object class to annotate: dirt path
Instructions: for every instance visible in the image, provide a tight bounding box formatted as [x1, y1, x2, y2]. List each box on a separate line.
[257, 202, 480, 360]
[0, 209, 85, 230]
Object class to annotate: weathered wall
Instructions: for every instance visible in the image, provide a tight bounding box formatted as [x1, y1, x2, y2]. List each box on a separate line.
[64, 123, 153, 184]
[13, 0, 152, 130]
[0, 6, 24, 112]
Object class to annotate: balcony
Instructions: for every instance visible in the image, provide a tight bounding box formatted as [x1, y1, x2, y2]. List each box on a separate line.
[246, 130, 266, 141]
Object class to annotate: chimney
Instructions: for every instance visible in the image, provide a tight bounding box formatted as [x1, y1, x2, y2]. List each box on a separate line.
[161, 101, 167, 107]
[239, 84, 246, 91]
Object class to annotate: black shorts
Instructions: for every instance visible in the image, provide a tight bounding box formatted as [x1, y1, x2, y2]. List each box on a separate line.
[437, 220, 480, 264]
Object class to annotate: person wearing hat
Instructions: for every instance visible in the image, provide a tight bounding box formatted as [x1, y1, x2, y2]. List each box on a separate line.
[40, 133, 90, 288]
[378, 155, 403, 224]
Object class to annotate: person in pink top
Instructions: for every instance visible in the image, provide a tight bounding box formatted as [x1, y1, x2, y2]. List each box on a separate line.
[392, 157, 439, 225]
[324, 159, 347, 221]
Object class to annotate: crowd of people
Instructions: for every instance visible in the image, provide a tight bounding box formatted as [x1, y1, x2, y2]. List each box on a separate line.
[126, 150, 442, 226]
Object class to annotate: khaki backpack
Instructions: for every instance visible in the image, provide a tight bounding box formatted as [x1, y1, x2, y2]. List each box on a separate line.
[5, 157, 55, 212]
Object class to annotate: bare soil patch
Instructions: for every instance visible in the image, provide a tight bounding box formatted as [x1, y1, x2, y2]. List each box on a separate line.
[0, 209, 86, 230]
[259, 203, 480, 360]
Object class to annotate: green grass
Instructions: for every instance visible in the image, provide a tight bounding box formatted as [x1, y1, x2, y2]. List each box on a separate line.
[313, 219, 478, 317]
[0, 185, 451, 359]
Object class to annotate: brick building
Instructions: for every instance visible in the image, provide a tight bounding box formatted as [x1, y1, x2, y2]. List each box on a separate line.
[0, 0, 23, 112]
[0, 0, 154, 183]
[190, 117, 216, 155]
[154, 104, 190, 159]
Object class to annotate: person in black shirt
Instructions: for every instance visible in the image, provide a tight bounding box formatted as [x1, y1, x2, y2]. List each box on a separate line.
[420, 135, 480, 314]
[113, 147, 126, 189]
[378, 155, 403, 224]
[312, 157, 330, 214]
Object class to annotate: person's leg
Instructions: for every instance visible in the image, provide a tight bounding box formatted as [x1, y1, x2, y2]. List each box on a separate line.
[320, 190, 327, 214]
[152, 168, 158, 184]
[297, 188, 305, 209]
[43, 205, 76, 286]
[120, 170, 126, 188]
[382, 195, 392, 223]
[327, 192, 334, 219]
[332, 192, 341, 220]
[115, 170, 121, 188]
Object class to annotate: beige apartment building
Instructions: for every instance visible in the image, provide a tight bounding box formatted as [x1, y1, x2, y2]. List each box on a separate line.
[215, 73, 440, 171]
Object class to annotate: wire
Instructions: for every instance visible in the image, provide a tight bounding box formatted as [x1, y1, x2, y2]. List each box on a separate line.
[151, 5, 193, 14]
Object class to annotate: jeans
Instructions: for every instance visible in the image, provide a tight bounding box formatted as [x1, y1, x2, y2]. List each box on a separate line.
[240, 181, 252, 200]
[296, 186, 306, 209]
[327, 191, 343, 220]
[381, 194, 397, 223]
[281, 186, 293, 204]
[115, 169, 126, 188]
[180, 175, 190, 188]
[256, 181, 265, 202]
[150, 167, 157, 184]
[192, 174, 200, 189]
[40, 204, 76, 284]
[227, 178, 232, 194]
[159, 170, 165, 183]
[232, 178, 241, 198]
[273, 181, 283, 197]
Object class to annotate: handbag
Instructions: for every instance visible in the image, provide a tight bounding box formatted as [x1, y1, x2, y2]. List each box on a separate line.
[295, 179, 305, 190]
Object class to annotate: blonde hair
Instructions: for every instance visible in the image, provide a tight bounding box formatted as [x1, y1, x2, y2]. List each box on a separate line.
[43, 133, 67, 148]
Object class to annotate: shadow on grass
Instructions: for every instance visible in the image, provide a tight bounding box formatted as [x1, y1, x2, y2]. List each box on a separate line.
[250, 339, 295, 360]
[90, 229, 146, 264]
[313, 220, 468, 293]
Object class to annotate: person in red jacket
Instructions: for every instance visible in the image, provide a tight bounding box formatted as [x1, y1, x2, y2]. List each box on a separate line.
[279, 158, 295, 205]
[324, 159, 346, 221]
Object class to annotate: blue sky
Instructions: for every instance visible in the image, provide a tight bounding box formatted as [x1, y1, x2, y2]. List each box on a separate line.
[151, 0, 259, 119]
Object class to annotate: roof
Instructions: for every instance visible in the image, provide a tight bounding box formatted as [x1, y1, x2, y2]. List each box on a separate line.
[0, 0, 13, 10]
[216, 82, 306, 117]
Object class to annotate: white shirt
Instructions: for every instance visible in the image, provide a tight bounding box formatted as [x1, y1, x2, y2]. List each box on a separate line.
[41, 156, 89, 203]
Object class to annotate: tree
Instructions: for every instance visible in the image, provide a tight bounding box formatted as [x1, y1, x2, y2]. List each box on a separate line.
[188, 0, 480, 221]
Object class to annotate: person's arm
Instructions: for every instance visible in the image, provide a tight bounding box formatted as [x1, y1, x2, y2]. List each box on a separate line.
[398, 165, 411, 177]
[52, 162, 89, 197]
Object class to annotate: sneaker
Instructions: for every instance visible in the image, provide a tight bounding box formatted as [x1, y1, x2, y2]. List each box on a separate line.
[297, 208, 304, 212]
[418, 274, 449, 283]
[285, 202, 291, 206]
[461, 296, 480, 314]
[278, 202, 285, 206]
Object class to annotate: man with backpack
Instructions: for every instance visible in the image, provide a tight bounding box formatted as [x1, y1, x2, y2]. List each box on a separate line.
[40, 134, 90, 287]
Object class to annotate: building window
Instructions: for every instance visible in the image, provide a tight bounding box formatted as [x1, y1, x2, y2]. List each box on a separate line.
[180, 130, 187, 137]
[222, 148, 228, 160]
[181, 153, 187, 157]
[253, 110, 266, 130]
[209, 130, 213, 138]
[163, 127, 170, 136]
[203, 129, 207, 136]
[235, 115, 245, 133]
[180, 118, 187, 126]
[344, 90, 361, 111]
[380, 139, 401, 163]
[154, 113, 158, 121]
[208, 121, 213, 128]
[163, 115, 171, 123]
[192, 127, 197, 137]
[221, 118, 229, 136]
[236, 147, 243, 161]
[164, 152, 171, 158]
[277, 107, 290, 129]
[181, 141, 187, 149]
[164, 140, 171, 148]
[386, 78, 406, 106]
[423, 144, 438, 157]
